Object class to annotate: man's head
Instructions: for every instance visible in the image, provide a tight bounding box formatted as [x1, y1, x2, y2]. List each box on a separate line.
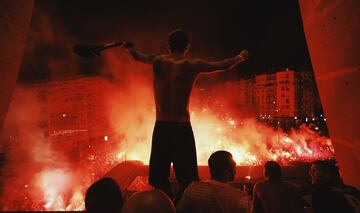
[85, 178, 123, 213]
[208, 150, 237, 182]
[264, 161, 282, 182]
[168, 29, 190, 55]
[310, 160, 342, 185]
[121, 189, 176, 213]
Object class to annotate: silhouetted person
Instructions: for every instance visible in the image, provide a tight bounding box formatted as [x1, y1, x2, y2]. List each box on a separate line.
[250, 161, 305, 213]
[85, 178, 123, 213]
[310, 160, 360, 213]
[123, 29, 249, 199]
[121, 189, 176, 213]
[177, 151, 248, 213]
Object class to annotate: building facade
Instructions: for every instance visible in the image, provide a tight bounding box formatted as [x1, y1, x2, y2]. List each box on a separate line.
[27, 77, 114, 162]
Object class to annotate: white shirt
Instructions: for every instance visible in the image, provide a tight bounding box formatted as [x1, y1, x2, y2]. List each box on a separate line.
[177, 180, 249, 213]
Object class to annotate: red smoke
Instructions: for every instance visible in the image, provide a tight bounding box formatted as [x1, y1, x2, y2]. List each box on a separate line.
[1, 88, 89, 210]
[0, 51, 334, 210]
[0, 4, 333, 211]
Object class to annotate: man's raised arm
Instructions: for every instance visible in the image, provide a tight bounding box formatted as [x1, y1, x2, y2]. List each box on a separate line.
[191, 50, 249, 73]
[123, 41, 156, 65]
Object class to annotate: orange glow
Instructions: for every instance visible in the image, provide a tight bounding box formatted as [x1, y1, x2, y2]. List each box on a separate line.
[1, 52, 334, 211]
[112, 108, 333, 166]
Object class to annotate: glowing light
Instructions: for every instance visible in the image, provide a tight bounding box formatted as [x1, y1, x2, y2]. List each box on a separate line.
[111, 108, 334, 166]
[65, 190, 84, 211]
[116, 152, 125, 161]
[229, 119, 236, 126]
[3, 78, 335, 211]
[36, 169, 72, 211]
[315, 127, 319, 130]
[13, 108, 334, 211]
[324, 118, 327, 121]
[296, 146, 303, 155]
[62, 114, 66, 117]
[281, 137, 292, 144]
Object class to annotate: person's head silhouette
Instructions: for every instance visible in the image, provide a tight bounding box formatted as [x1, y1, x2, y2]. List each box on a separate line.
[168, 29, 190, 56]
[264, 161, 282, 182]
[208, 150, 237, 182]
[310, 160, 342, 185]
[121, 189, 175, 213]
[85, 178, 123, 213]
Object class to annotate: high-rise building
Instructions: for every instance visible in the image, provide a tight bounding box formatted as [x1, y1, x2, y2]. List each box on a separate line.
[26, 77, 113, 161]
[254, 69, 318, 123]
[255, 72, 277, 119]
[296, 70, 318, 118]
[195, 69, 318, 123]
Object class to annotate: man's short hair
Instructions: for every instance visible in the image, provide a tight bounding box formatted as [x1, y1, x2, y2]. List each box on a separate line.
[208, 150, 235, 180]
[85, 177, 123, 213]
[168, 29, 189, 53]
[312, 160, 341, 180]
[264, 161, 282, 181]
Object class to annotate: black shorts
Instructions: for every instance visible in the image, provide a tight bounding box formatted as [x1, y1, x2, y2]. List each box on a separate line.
[149, 121, 199, 188]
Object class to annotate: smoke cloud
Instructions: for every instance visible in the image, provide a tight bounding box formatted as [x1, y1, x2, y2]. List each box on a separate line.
[0, 88, 89, 210]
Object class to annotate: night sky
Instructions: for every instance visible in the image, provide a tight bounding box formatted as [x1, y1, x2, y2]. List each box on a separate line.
[18, 0, 313, 83]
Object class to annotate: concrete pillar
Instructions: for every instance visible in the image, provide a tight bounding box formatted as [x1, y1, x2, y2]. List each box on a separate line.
[299, 0, 360, 189]
[0, 0, 34, 131]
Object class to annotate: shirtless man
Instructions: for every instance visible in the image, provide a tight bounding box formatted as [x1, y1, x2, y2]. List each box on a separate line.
[123, 29, 249, 199]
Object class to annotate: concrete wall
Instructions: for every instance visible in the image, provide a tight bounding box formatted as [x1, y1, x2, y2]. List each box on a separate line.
[299, 0, 360, 189]
[0, 0, 34, 131]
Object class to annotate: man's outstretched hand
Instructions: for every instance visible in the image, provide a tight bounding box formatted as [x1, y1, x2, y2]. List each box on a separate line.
[238, 50, 249, 61]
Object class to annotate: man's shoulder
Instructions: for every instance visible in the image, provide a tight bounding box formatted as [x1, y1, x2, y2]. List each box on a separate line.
[153, 55, 192, 64]
[186, 58, 207, 65]
[254, 180, 268, 188]
[182, 181, 216, 200]
[186, 181, 212, 192]
[187, 180, 237, 191]
[152, 54, 169, 62]
[207, 180, 247, 196]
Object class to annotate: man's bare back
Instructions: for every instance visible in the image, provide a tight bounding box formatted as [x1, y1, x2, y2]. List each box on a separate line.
[153, 55, 200, 122]
[141, 53, 248, 122]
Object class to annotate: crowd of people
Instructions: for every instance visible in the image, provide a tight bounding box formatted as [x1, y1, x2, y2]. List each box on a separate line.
[84, 152, 360, 213]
